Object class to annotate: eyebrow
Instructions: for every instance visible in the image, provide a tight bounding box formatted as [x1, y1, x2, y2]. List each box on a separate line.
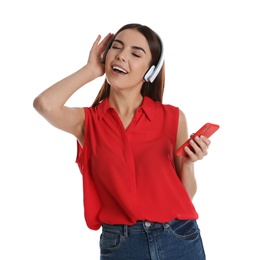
[113, 39, 146, 54]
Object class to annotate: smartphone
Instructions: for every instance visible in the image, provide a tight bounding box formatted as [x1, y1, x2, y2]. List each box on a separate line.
[175, 123, 220, 157]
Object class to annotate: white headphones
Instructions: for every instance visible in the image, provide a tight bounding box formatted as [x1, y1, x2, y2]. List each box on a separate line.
[143, 34, 164, 83]
[102, 33, 164, 83]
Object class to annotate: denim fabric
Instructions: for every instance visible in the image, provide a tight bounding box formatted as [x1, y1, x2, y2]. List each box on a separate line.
[100, 219, 206, 260]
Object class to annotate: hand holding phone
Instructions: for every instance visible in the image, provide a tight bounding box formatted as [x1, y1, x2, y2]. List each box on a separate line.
[175, 123, 220, 157]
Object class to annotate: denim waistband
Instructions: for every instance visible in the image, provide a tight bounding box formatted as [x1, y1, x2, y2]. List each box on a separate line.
[102, 219, 179, 237]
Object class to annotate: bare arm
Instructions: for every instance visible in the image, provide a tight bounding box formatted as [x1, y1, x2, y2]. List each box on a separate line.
[33, 33, 113, 144]
[174, 110, 211, 199]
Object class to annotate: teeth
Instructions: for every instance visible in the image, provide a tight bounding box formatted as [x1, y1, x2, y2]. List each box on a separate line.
[113, 66, 127, 73]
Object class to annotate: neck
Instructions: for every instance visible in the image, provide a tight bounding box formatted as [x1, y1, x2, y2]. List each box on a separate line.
[108, 91, 143, 117]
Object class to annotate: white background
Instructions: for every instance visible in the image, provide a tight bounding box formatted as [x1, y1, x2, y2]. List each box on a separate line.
[1, 0, 267, 259]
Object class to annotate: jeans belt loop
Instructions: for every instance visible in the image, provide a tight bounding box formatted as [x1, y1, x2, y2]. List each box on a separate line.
[123, 224, 128, 238]
[163, 222, 169, 231]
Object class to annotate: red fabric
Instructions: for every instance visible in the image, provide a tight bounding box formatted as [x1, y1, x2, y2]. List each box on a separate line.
[76, 97, 198, 230]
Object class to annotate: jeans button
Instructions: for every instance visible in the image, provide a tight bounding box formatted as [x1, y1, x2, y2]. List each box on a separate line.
[145, 221, 151, 227]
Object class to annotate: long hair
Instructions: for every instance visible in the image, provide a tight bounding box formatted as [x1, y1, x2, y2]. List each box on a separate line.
[92, 23, 165, 107]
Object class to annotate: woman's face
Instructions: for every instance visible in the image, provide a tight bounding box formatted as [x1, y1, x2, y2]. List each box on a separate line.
[105, 29, 152, 90]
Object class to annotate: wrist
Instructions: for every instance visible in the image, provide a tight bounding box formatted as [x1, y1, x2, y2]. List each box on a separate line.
[181, 158, 194, 170]
[80, 64, 99, 83]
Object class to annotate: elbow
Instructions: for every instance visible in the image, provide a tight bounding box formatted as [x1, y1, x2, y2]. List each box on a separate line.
[33, 95, 43, 114]
[33, 95, 51, 115]
[189, 187, 197, 200]
[188, 184, 197, 200]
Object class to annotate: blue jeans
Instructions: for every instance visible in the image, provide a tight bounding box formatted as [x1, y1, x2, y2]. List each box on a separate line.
[100, 219, 206, 259]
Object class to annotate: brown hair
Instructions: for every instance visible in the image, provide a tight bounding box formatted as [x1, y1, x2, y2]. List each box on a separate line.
[92, 23, 165, 106]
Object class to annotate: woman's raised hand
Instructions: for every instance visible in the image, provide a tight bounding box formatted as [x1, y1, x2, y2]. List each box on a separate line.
[86, 33, 114, 78]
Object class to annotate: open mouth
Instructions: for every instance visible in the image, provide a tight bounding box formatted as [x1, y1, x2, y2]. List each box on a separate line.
[112, 66, 128, 74]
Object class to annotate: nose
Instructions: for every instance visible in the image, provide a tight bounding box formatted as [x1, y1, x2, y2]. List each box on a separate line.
[116, 49, 127, 62]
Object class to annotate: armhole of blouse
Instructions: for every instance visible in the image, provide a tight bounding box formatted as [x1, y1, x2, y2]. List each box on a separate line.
[175, 107, 180, 146]
[177, 107, 180, 131]
[75, 107, 88, 166]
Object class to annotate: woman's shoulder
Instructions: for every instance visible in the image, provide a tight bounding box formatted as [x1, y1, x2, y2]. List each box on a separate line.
[143, 97, 179, 123]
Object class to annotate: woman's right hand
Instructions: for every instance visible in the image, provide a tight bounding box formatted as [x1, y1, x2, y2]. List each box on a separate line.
[86, 33, 114, 78]
[33, 33, 114, 140]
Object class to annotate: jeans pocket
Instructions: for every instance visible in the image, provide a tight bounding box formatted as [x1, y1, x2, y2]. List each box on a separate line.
[167, 219, 200, 241]
[100, 229, 122, 252]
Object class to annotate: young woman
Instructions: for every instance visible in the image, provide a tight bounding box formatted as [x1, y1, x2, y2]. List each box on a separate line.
[33, 23, 209, 259]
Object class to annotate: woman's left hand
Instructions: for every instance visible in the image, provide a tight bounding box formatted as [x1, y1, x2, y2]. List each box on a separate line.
[183, 135, 211, 162]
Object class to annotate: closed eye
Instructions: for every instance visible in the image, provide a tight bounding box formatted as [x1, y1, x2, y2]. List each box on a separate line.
[132, 53, 141, 58]
[112, 46, 121, 49]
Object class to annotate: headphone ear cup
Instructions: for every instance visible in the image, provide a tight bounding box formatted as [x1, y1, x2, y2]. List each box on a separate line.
[101, 50, 107, 64]
[144, 66, 155, 82]
[101, 37, 114, 64]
